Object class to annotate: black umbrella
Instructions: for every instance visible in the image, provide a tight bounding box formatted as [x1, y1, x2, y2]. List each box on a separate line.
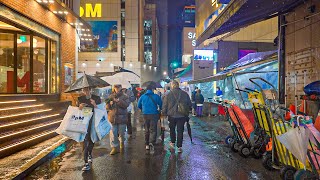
[186, 118, 193, 143]
[142, 81, 162, 89]
[64, 74, 110, 93]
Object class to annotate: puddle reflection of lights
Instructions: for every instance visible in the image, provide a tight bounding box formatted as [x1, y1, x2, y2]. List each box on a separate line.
[0, 120, 61, 139]
[0, 109, 52, 119]
[0, 131, 54, 152]
[0, 99, 36, 104]
[0, 104, 44, 111]
[0, 114, 60, 128]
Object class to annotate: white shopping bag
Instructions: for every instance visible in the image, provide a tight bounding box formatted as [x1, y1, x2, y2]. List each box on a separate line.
[63, 106, 93, 133]
[93, 108, 112, 141]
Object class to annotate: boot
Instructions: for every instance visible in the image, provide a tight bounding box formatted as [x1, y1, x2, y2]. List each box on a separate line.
[110, 148, 119, 155]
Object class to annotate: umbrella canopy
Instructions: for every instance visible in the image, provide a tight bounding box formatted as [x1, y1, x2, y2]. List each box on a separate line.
[64, 74, 109, 93]
[101, 76, 131, 89]
[113, 71, 140, 84]
[277, 126, 311, 166]
[142, 81, 162, 89]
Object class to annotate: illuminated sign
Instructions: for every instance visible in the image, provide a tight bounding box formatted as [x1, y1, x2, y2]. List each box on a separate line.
[212, 0, 218, 8]
[188, 32, 196, 47]
[80, 4, 102, 18]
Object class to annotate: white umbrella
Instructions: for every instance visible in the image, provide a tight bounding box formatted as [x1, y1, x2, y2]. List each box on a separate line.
[101, 76, 131, 89]
[277, 125, 311, 166]
[113, 72, 140, 84]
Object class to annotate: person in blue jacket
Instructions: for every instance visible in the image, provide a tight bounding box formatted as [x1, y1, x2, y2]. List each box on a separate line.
[138, 84, 162, 150]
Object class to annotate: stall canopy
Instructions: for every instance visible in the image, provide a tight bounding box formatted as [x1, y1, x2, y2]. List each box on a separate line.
[176, 63, 193, 82]
[197, 0, 304, 45]
[188, 50, 277, 84]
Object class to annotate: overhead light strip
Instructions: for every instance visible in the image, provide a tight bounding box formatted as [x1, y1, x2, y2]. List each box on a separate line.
[0, 100, 36, 104]
[0, 130, 55, 152]
[0, 120, 62, 140]
[0, 104, 44, 111]
[0, 114, 60, 128]
[0, 109, 52, 119]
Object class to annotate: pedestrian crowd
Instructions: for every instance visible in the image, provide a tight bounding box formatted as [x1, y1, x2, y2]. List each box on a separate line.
[77, 80, 192, 171]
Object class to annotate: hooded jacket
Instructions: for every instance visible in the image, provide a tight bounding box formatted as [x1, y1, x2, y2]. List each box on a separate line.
[106, 90, 130, 124]
[138, 90, 162, 115]
[162, 88, 192, 118]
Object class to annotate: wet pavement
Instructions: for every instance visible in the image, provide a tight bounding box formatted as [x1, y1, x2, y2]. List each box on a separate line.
[27, 112, 280, 180]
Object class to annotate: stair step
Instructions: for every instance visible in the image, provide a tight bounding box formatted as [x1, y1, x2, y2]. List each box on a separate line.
[0, 129, 57, 159]
[0, 108, 53, 122]
[0, 119, 62, 145]
[0, 113, 62, 132]
[0, 99, 37, 108]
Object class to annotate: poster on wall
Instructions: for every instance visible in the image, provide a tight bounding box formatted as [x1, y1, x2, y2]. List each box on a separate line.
[80, 21, 118, 52]
[64, 65, 73, 86]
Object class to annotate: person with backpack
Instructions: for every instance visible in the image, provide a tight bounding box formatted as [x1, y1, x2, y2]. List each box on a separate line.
[162, 80, 192, 153]
[137, 84, 162, 150]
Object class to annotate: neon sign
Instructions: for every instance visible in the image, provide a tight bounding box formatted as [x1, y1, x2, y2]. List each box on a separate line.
[80, 4, 102, 18]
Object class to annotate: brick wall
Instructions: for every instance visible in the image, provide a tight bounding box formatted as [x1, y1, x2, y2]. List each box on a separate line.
[0, 0, 76, 94]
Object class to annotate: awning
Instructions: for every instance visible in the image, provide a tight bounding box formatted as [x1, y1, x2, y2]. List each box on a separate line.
[197, 0, 304, 45]
[177, 63, 192, 82]
[188, 50, 278, 84]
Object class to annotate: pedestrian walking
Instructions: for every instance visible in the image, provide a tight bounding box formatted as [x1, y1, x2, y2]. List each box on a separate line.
[77, 87, 102, 171]
[195, 89, 205, 117]
[123, 88, 136, 138]
[138, 84, 162, 150]
[191, 87, 198, 116]
[106, 84, 130, 155]
[162, 80, 192, 153]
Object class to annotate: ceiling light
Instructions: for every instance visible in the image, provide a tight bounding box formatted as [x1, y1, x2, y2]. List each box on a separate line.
[53, 11, 57, 14]
[86, 29, 90, 31]
[64, 11, 68, 14]
[96, 63, 100, 67]
[89, 39, 92, 41]
[81, 38, 84, 40]
[49, 0, 54, 3]
[43, 0, 48, 3]
[79, 23, 83, 26]
[70, 23, 74, 25]
[88, 34, 91, 37]
[74, 23, 78, 26]
[83, 34, 87, 36]
[85, 38, 88, 41]
[129, 63, 133, 67]
[58, 11, 63, 14]
[82, 63, 86, 67]
[36, 0, 42, 2]
[82, 29, 86, 31]
[110, 63, 114, 67]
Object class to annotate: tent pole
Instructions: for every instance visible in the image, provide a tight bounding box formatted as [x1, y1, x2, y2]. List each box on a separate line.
[232, 73, 247, 109]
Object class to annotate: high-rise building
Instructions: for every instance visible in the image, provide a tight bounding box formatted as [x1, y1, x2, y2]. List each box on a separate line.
[182, 5, 195, 27]
[78, 0, 161, 85]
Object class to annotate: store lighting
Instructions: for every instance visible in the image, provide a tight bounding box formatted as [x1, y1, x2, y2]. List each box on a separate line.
[82, 63, 86, 67]
[58, 11, 63, 14]
[82, 29, 86, 31]
[0, 109, 52, 119]
[86, 29, 90, 31]
[36, 0, 42, 2]
[96, 63, 100, 67]
[88, 34, 91, 37]
[49, 0, 54, 3]
[0, 99, 36, 104]
[79, 23, 83, 26]
[63, 11, 68, 14]
[43, 0, 48, 3]
[70, 23, 74, 25]
[163, 71, 167, 75]
[129, 63, 133, 67]
[74, 23, 78, 26]
[17, 39, 22, 44]
[81, 38, 84, 40]
[53, 11, 58, 14]
[110, 63, 114, 67]
[89, 39, 92, 41]
[85, 38, 88, 41]
[0, 104, 44, 111]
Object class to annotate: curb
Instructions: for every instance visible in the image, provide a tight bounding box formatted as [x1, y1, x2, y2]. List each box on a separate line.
[12, 137, 73, 180]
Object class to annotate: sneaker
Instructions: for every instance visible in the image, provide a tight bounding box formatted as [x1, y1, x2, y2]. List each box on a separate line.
[169, 142, 175, 149]
[88, 155, 92, 163]
[177, 147, 183, 153]
[146, 145, 150, 150]
[110, 148, 119, 155]
[82, 163, 90, 171]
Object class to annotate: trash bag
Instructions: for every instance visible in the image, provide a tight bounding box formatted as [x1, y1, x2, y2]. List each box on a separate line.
[92, 108, 112, 141]
[277, 126, 311, 166]
[304, 81, 320, 95]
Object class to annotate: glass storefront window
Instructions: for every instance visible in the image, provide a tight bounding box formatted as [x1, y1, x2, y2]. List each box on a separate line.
[0, 33, 14, 93]
[51, 41, 57, 93]
[33, 36, 46, 93]
[17, 34, 31, 93]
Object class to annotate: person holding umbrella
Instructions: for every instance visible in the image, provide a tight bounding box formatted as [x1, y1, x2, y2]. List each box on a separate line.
[162, 80, 192, 153]
[106, 84, 130, 155]
[64, 74, 108, 171]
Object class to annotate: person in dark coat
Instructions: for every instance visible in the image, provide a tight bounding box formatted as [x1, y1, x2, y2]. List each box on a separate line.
[195, 89, 204, 117]
[191, 87, 198, 116]
[78, 87, 101, 171]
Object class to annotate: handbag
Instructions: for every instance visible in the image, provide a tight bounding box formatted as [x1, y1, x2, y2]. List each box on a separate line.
[172, 91, 190, 116]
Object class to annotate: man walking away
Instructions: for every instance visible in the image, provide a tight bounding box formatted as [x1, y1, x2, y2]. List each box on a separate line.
[191, 87, 198, 116]
[138, 84, 162, 150]
[162, 80, 192, 153]
[123, 88, 136, 137]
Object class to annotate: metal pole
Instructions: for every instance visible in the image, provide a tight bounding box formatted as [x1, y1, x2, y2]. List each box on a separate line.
[232, 73, 247, 109]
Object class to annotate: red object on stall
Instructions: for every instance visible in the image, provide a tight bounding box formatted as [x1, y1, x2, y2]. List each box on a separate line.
[7, 71, 14, 93]
[285, 104, 296, 121]
[315, 111, 320, 132]
[218, 105, 226, 116]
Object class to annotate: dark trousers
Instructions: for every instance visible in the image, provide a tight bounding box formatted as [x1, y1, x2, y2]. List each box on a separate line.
[83, 133, 94, 163]
[127, 113, 132, 135]
[143, 114, 159, 145]
[168, 116, 187, 148]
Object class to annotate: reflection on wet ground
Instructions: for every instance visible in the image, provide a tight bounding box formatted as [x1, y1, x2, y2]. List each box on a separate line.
[27, 111, 280, 180]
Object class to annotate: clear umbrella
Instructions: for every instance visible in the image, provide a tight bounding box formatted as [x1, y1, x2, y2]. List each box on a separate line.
[101, 76, 131, 89]
[277, 121, 311, 166]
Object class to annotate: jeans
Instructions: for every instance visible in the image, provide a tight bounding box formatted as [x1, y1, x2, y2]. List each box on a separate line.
[110, 124, 126, 148]
[169, 116, 187, 148]
[143, 114, 159, 145]
[83, 133, 94, 163]
[127, 113, 132, 135]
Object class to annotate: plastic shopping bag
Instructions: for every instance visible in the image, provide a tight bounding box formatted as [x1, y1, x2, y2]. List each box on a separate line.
[93, 108, 112, 141]
[63, 106, 93, 133]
